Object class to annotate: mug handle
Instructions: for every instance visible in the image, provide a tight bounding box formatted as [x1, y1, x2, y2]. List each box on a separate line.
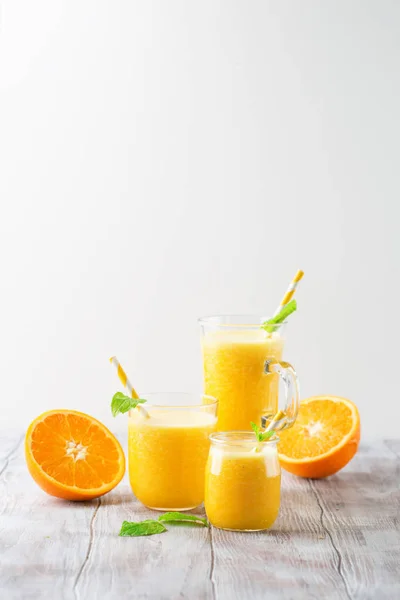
[262, 359, 300, 430]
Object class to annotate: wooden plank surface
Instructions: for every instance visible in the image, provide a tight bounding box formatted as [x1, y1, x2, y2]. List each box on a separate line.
[0, 430, 100, 600]
[1, 431, 399, 600]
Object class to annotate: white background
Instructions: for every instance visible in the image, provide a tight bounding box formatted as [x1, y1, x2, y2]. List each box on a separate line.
[1, 1, 399, 437]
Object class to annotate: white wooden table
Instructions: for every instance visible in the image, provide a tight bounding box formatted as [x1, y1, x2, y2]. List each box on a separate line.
[1, 429, 399, 600]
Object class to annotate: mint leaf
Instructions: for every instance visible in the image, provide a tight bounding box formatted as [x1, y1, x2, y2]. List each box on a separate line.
[251, 421, 275, 442]
[158, 512, 208, 527]
[119, 520, 166, 537]
[259, 429, 275, 442]
[251, 421, 262, 440]
[261, 299, 297, 333]
[111, 392, 147, 417]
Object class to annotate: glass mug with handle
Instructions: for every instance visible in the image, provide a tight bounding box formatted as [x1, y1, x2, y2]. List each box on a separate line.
[199, 316, 299, 431]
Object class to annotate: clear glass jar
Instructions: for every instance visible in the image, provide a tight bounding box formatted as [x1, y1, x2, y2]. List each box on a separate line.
[205, 432, 281, 531]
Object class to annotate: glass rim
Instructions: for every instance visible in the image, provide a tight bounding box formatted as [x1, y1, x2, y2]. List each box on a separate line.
[198, 315, 287, 328]
[129, 392, 218, 409]
[209, 431, 279, 445]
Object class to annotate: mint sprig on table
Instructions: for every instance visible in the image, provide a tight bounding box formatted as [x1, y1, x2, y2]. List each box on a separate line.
[119, 520, 167, 537]
[119, 512, 209, 537]
[251, 422, 275, 442]
[261, 299, 297, 333]
[158, 512, 208, 526]
[111, 392, 147, 417]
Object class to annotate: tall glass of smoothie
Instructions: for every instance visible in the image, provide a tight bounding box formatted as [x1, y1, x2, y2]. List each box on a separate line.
[128, 393, 217, 511]
[199, 316, 299, 431]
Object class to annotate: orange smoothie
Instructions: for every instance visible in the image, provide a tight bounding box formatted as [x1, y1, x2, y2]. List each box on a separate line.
[129, 405, 216, 510]
[205, 432, 281, 531]
[202, 329, 284, 430]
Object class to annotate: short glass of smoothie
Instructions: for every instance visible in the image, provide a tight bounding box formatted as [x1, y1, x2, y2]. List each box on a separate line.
[205, 431, 281, 531]
[128, 393, 217, 511]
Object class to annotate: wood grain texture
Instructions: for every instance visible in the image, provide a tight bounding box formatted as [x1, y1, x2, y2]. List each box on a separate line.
[210, 439, 400, 600]
[74, 488, 213, 600]
[0, 431, 99, 600]
[0, 432, 399, 600]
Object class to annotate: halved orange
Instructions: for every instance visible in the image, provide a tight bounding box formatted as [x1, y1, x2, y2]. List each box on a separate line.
[278, 396, 360, 479]
[25, 410, 125, 500]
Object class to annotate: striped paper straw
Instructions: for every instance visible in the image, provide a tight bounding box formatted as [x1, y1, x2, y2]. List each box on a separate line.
[266, 270, 304, 432]
[109, 356, 139, 399]
[264, 409, 287, 432]
[274, 269, 304, 315]
[109, 356, 149, 418]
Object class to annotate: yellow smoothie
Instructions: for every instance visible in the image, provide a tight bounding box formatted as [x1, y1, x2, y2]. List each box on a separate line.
[202, 329, 284, 430]
[205, 435, 281, 531]
[128, 406, 216, 510]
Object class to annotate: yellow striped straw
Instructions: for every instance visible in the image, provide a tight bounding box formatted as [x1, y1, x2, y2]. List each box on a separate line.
[266, 270, 304, 432]
[109, 356, 139, 399]
[274, 269, 304, 315]
[109, 356, 149, 418]
[265, 410, 287, 432]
